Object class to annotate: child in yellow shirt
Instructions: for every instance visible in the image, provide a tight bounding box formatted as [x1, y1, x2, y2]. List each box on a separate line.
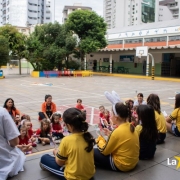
[166, 94, 180, 137]
[95, 103, 139, 172]
[40, 108, 95, 180]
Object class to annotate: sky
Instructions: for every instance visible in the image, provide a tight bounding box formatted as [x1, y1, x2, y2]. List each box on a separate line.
[54, 0, 103, 23]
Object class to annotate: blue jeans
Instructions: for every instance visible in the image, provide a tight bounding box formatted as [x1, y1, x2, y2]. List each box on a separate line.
[40, 154, 66, 180]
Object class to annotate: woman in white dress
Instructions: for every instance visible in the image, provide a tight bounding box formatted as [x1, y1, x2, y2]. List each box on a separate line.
[0, 107, 25, 180]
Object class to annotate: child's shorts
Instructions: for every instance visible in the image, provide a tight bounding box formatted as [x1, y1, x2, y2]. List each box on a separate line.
[172, 123, 180, 137]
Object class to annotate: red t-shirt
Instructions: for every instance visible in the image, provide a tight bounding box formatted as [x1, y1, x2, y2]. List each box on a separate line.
[52, 123, 62, 132]
[76, 104, 84, 110]
[99, 112, 110, 123]
[19, 136, 29, 145]
[28, 129, 33, 138]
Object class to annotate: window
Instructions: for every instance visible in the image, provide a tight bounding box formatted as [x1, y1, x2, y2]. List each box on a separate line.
[145, 37, 167, 42]
[46, 17, 50, 20]
[169, 35, 180, 41]
[108, 40, 123, 44]
[125, 39, 142, 44]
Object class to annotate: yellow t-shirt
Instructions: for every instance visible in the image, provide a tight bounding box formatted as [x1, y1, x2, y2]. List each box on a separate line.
[169, 108, 180, 131]
[98, 122, 139, 172]
[135, 125, 142, 136]
[56, 133, 95, 180]
[155, 111, 167, 133]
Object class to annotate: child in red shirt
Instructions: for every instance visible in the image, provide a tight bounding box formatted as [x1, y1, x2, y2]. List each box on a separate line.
[17, 125, 32, 154]
[23, 119, 37, 147]
[36, 119, 51, 146]
[51, 112, 64, 140]
[76, 99, 86, 112]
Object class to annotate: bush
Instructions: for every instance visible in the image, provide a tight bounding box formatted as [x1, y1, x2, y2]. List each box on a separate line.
[67, 60, 80, 70]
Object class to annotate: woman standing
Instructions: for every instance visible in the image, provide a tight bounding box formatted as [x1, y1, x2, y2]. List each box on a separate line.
[166, 94, 180, 137]
[39, 95, 57, 121]
[3, 98, 21, 125]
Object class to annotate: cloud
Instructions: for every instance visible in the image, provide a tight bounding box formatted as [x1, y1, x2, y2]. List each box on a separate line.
[55, 0, 103, 23]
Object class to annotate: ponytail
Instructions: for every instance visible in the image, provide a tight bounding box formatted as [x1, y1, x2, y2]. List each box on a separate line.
[63, 108, 95, 152]
[115, 103, 135, 133]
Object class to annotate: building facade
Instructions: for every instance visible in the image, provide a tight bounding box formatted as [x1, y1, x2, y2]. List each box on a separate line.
[62, 3, 92, 23]
[86, 20, 180, 77]
[103, 0, 159, 29]
[159, 0, 180, 21]
[0, 0, 55, 27]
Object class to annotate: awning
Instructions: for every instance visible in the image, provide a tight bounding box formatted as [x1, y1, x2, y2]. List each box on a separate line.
[98, 45, 180, 52]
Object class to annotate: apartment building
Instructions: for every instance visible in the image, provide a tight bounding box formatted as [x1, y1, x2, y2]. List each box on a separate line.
[0, 0, 55, 27]
[103, 0, 159, 29]
[159, 0, 180, 21]
[62, 3, 92, 23]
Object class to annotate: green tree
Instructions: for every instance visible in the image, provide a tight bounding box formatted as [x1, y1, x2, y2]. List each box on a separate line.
[0, 36, 9, 67]
[66, 10, 107, 66]
[26, 22, 77, 70]
[0, 25, 26, 74]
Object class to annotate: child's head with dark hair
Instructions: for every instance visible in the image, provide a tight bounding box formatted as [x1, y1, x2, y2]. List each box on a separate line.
[52, 112, 61, 124]
[137, 93, 144, 103]
[99, 105, 105, 114]
[125, 99, 134, 110]
[175, 94, 180, 109]
[63, 108, 95, 152]
[3, 98, 16, 110]
[137, 105, 158, 142]
[40, 119, 51, 136]
[77, 99, 82, 103]
[112, 103, 134, 132]
[137, 93, 143, 98]
[147, 94, 161, 114]
[45, 94, 52, 102]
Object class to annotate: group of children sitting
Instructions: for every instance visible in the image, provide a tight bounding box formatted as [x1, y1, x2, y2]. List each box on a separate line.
[4, 91, 180, 180]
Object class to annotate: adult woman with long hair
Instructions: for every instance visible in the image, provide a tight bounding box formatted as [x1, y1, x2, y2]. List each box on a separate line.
[147, 94, 167, 144]
[166, 94, 180, 137]
[3, 98, 21, 125]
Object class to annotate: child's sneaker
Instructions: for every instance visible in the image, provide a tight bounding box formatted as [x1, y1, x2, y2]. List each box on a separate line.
[25, 151, 32, 155]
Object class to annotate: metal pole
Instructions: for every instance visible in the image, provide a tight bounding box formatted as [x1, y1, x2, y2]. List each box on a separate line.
[146, 55, 149, 76]
[84, 55, 87, 70]
[148, 53, 155, 80]
[110, 54, 112, 74]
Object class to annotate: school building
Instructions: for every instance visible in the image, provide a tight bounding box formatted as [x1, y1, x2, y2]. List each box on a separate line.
[86, 19, 180, 77]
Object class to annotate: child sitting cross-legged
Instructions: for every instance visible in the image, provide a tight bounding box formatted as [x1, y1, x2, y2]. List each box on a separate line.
[17, 125, 32, 154]
[36, 119, 51, 146]
[51, 112, 64, 142]
[40, 108, 95, 180]
[136, 105, 158, 160]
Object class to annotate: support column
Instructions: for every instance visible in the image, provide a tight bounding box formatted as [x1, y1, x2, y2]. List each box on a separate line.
[84, 55, 87, 70]
[148, 53, 155, 80]
[146, 55, 149, 76]
[110, 54, 112, 74]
